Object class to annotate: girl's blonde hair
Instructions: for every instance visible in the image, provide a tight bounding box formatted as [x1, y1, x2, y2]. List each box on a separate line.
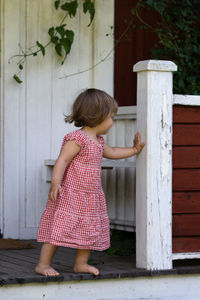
[65, 88, 118, 127]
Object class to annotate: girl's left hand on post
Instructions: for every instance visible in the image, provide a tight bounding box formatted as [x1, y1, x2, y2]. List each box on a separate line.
[134, 132, 145, 154]
[48, 183, 62, 201]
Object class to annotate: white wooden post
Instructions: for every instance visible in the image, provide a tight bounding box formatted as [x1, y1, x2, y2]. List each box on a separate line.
[133, 60, 177, 270]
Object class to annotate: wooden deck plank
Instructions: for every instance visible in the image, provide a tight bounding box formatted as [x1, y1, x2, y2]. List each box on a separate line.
[0, 253, 36, 267]
[1, 240, 200, 286]
[0, 251, 39, 264]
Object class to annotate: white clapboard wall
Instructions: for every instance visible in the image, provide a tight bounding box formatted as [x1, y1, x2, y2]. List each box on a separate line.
[1, 0, 115, 239]
[102, 107, 137, 232]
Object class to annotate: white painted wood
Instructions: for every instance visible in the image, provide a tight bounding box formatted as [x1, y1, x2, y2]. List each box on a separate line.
[172, 252, 200, 260]
[103, 113, 136, 232]
[92, 0, 114, 95]
[2, 0, 115, 238]
[45, 159, 136, 168]
[0, 0, 4, 234]
[116, 120, 125, 222]
[173, 94, 200, 105]
[134, 60, 177, 270]
[114, 106, 137, 120]
[2, 274, 200, 300]
[3, 0, 23, 238]
[134, 59, 177, 72]
[125, 120, 136, 226]
[106, 122, 117, 224]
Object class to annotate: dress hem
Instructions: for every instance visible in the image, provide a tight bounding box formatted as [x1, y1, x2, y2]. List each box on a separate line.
[37, 238, 110, 251]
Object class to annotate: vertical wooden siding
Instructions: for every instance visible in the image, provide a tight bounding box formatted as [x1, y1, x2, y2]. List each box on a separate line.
[2, 0, 114, 238]
[173, 105, 200, 253]
[114, 0, 158, 106]
[103, 112, 137, 232]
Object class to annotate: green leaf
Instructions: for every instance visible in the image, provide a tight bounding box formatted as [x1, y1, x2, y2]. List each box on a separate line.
[55, 43, 62, 56]
[83, 0, 95, 26]
[19, 64, 23, 70]
[13, 74, 23, 84]
[54, 0, 60, 10]
[36, 41, 45, 56]
[51, 36, 59, 44]
[48, 27, 55, 38]
[33, 52, 37, 56]
[60, 38, 71, 54]
[56, 25, 66, 37]
[65, 29, 74, 43]
[61, 1, 78, 17]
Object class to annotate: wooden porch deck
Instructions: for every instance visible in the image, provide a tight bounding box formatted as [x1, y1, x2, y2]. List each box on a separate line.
[1, 241, 200, 286]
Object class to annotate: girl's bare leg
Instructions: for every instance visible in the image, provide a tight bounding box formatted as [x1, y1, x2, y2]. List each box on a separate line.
[73, 249, 99, 275]
[35, 243, 59, 276]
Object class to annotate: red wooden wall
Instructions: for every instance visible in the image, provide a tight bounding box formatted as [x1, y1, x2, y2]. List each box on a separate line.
[114, 0, 158, 106]
[173, 105, 200, 253]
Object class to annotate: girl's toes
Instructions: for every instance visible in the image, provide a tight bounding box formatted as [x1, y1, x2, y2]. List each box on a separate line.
[35, 264, 60, 276]
[73, 264, 99, 276]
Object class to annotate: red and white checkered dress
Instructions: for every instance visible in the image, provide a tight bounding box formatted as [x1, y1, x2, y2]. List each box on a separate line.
[37, 129, 110, 250]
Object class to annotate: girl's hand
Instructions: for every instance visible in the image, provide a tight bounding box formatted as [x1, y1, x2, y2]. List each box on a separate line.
[48, 183, 62, 201]
[133, 132, 145, 154]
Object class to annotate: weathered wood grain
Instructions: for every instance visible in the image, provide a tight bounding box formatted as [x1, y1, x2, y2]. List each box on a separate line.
[173, 237, 200, 253]
[134, 60, 177, 270]
[173, 192, 200, 214]
[173, 147, 200, 168]
[173, 169, 200, 191]
[173, 105, 200, 123]
[173, 124, 200, 145]
[173, 214, 200, 236]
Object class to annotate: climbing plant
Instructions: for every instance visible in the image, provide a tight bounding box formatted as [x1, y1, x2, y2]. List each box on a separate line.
[132, 0, 200, 94]
[10, 0, 95, 83]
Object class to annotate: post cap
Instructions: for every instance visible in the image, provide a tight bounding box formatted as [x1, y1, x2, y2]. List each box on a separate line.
[133, 60, 177, 72]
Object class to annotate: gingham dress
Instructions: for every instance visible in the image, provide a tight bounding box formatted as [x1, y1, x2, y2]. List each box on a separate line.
[37, 129, 110, 250]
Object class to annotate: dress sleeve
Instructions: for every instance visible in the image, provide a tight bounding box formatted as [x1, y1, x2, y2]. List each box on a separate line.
[61, 130, 86, 148]
[99, 135, 105, 152]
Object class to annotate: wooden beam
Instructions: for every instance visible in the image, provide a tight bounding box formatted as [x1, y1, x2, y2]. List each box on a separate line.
[133, 60, 177, 270]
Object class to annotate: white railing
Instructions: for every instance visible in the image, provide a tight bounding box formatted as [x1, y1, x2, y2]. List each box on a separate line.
[133, 60, 177, 270]
[134, 59, 200, 270]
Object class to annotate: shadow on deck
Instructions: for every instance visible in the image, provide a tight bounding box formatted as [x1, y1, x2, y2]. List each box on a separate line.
[1, 241, 200, 286]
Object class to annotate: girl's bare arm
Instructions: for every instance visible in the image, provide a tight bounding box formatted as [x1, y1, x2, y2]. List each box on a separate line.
[49, 140, 81, 201]
[103, 132, 145, 160]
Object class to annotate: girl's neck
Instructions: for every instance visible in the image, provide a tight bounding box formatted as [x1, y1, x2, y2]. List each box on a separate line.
[81, 126, 99, 141]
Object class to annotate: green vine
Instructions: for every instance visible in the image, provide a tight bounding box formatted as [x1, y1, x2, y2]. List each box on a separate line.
[131, 0, 200, 95]
[9, 0, 95, 84]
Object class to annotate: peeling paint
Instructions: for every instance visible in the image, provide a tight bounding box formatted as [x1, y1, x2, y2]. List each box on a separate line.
[135, 60, 175, 270]
[160, 92, 172, 181]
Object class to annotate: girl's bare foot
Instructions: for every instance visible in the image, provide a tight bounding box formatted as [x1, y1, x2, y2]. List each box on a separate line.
[35, 264, 60, 276]
[73, 264, 99, 276]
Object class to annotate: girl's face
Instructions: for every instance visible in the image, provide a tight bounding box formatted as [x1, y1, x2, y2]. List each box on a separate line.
[96, 113, 114, 134]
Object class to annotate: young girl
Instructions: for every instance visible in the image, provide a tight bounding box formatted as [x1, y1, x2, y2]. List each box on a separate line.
[35, 88, 145, 277]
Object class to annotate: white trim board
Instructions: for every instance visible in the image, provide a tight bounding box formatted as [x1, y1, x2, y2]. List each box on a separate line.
[2, 275, 200, 300]
[172, 252, 200, 260]
[114, 106, 137, 120]
[173, 94, 200, 106]
[0, 0, 4, 236]
[45, 159, 136, 182]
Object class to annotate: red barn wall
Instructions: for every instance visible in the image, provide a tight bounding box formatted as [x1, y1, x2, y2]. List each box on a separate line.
[173, 105, 200, 253]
